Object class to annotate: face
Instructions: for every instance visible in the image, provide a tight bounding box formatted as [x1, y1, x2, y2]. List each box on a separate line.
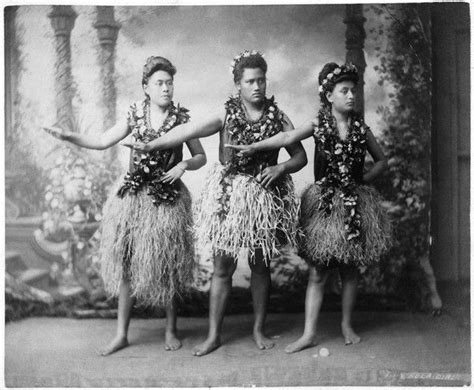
[236, 68, 266, 105]
[143, 70, 174, 107]
[326, 80, 356, 113]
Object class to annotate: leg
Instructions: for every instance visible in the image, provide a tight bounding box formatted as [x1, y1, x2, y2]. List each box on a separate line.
[339, 264, 361, 345]
[285, 265, 328, 353]
[164, 297, 182, 351]
[193, 253, 237, 356]
[99, 278, 134, 356]
[249, 251, 274, 350]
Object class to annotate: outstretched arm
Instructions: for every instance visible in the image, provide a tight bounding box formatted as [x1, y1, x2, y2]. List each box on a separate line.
[122, 114, 224, 153]
[160, 138, 207, 184]
[225, 119, 314, 156]
[43, 116, 129, 150]
[363, 129, 388, 183]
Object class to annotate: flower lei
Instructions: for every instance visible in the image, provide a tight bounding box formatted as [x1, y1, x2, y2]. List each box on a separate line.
[318, 63, 358, 96]
[117, 99, 190, 206]
[225, 95, 284, 173]
[216, 96, 284, 216]
[315, 106, 367, 241]
[230, 50, 264, 73]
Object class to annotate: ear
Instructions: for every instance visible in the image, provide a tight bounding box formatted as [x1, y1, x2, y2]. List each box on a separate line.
[235, 81, 241, 92]
[143, 83, 149, 96]
[325, 90, 333, 103]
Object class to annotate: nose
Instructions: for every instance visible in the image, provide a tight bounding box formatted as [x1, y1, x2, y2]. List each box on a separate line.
[347, 90, 354, 99]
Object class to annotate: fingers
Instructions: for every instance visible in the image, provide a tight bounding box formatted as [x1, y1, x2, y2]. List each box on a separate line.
[259, 170, 274, 189]
[224, 144, 243, 150]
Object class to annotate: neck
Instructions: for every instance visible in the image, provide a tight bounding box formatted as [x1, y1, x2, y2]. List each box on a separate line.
[149, 100, 170, 114]
[241, 97, 264, 115]
[331, 106, 349, 123]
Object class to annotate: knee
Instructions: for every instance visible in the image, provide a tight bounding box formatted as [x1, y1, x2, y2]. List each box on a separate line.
[339, 264, 358, 281]
[213, 255, 237, 279]
[248, 257, 270, 275]
[308, 267, 327, 285]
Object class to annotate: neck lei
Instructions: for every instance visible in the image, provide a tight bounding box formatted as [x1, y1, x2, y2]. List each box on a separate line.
[117, 99, 190, 206]
[224, 95, 283, 172]
[315, 105, 367, 242]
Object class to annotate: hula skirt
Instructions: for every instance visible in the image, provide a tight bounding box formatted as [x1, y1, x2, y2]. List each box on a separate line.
[195, 163, 300, 262]
[299, 183, 391, 266]
[99, 179, 195, 307]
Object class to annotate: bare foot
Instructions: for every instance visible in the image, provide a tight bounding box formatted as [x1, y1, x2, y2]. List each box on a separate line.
[253, 331, 275, 350]
[99, 335, 129, 356]
[165, 330, 182, 351]
[192, 336, 221, 357]
[341, 323, 361, 345]
[284, 335, 317, 354]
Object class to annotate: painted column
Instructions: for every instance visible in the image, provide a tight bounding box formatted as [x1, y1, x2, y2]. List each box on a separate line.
[48, 5, 77, 131]
[94, 6, 121, 160]
[344, 4, 367, 114]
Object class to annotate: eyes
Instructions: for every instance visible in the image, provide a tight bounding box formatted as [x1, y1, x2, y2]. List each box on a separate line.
[337, 87, 355, 95]
[151, 80, 173, 87]
[244, 77, 266, 86]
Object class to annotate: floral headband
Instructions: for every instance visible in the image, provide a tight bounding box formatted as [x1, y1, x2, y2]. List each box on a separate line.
[318, 63, 358, 94]
[230, 50, 264, 73]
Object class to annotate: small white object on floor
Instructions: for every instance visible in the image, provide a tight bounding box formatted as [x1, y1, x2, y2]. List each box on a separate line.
[319, 347, 330, 357]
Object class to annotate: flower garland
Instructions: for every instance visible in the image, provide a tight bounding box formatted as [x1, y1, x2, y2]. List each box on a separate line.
[230, 50, 264, 73]
[216, 96, 285, 216]
[117, 99, 190, 205]
[225, 95, 284, 174]
[315, 107, 367, 241]
[318, 63, 358, 97]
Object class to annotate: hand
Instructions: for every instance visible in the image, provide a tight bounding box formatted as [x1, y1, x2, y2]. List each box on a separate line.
[120, 141, 150, 153]
[258, 164, 284, 189]
[42, 125, 72, 141]
[224, 143, 256, 157]
[160, 163, 186, 184]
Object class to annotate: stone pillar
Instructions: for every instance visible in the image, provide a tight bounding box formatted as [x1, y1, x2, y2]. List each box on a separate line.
[5, 6, 19, 143]
[344, 4, 367, 115]
[94, 6, 121, 160]
[48, 5, 77, 131]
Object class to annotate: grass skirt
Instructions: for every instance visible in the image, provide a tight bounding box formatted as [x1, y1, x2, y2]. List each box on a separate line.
[195, 163, 300, 262]
[99, 179, 194, 307]
[299, 183, 391, 266]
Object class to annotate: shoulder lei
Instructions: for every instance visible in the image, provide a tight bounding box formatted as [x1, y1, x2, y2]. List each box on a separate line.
[118, 99, 190, 206]
[128, 99, 190, 143]
[314, 107, 368, 242]
[225, 95, 285, 144]
[224, 96, 286, 172]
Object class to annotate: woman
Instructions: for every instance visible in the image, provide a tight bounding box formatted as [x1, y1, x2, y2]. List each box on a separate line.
[124, 50, 307, 356]
[43, 56, 206, 355]
[227, 62, 391, 353]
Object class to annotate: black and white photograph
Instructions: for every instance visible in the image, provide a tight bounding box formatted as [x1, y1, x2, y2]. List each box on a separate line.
[3, 0, 471, 387]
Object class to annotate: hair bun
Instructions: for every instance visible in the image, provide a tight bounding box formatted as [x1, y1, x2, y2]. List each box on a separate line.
[142, 56, 176, 86]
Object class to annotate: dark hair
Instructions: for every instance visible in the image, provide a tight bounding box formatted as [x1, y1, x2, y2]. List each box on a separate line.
[318, 62, 359, 107]
[142, 56, 176, 86]
[233, 53, 267, 83]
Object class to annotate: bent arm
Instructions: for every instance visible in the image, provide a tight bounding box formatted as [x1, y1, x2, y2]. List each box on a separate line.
[181, 138, 207, 171]
[279, 114, 308, 174]
[363, 129, 388, 183]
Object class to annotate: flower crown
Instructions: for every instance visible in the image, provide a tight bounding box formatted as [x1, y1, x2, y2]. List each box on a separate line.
[318, 63, 358, 94]
[230, 50, 264, 73]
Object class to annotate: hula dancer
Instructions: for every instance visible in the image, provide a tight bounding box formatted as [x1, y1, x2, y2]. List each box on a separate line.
[124, 50, 307, 356]
[227, 62, 391, 352]
[43, 57, 206, 355]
